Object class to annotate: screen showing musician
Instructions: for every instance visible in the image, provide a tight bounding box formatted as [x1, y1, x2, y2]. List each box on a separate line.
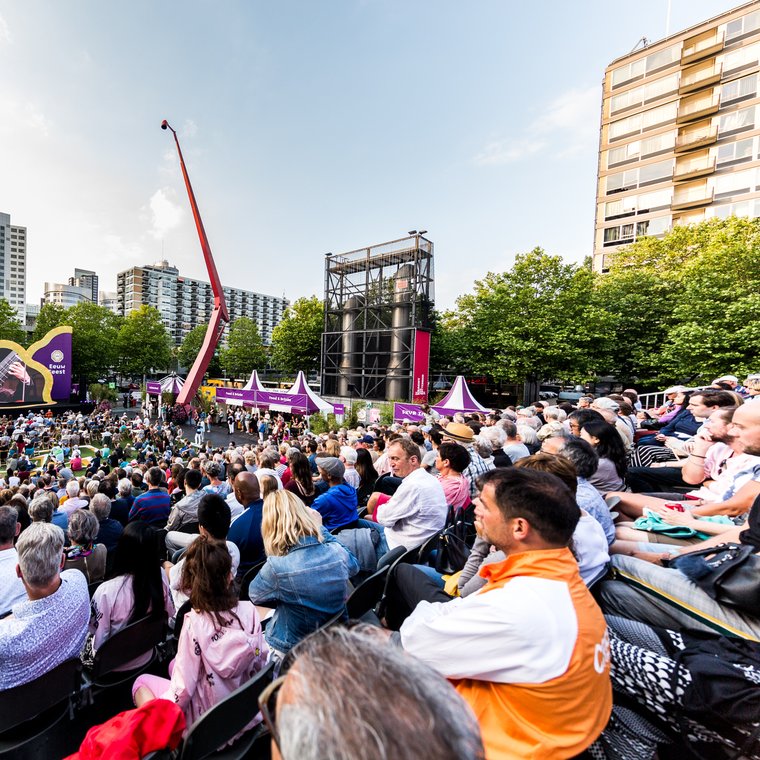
[0, 348, 47, 405]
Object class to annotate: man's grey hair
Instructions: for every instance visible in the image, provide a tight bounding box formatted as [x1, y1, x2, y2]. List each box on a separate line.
[90, 493, 111, 521]
[0, 505, 18, 544]
[16, 522, 65, 588]
[473, 437, 493, 459]
[497, 419, 518, 439]
[543, 406, 567, 423]
[536, 422, 569, 442]
[146, 466, 164, 487]
[66, 480, 80, 499]
[516, 424, 538, 446]
[68, 509, 99, 545]
[277, 625, 484, 760]
[204, 461, 222, 479]
[117, 478, 132, 497]
[478, 425, 506, 449]
[29, 496, 54, 523]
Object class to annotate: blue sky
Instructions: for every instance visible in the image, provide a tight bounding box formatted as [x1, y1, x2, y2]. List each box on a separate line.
[0, 0, 744, 310]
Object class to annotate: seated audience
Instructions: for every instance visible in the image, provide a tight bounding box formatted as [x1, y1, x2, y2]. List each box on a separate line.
[133, 537, 268, 738]
[435, 441, 473, 509]
[0, 506, 25, 614]
[247, 490, 359, 658]
[0, 522, 89, 689]
[311, 457, 359, 532]
[64, 509, 107, 583]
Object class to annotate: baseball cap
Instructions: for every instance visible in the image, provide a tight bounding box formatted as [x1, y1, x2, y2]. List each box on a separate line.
[316, 456, 345, 479]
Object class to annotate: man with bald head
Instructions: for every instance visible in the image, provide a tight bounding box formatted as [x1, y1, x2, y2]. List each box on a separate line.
[227, 471, 265, 577]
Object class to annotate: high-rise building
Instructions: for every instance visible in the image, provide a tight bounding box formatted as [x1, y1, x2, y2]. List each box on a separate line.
[116, 260, 288, 346]
[0, 212, 27, 322]
[595, 1, 760, 272]
[69, 268, 99, 302]
[99, 291, 120, 315]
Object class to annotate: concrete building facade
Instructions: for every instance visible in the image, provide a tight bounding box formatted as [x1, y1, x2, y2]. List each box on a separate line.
[0, 212, 27, 322]
[116, 260, 288, 345]
[595, 1, 760, 271]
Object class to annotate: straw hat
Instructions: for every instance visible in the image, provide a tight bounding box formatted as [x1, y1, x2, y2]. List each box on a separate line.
[442, 422, 474, 442]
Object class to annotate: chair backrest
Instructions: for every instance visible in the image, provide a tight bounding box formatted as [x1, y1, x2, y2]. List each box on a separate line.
[174, 600, 192, 641]
[0, 658, 82, 733]
[179, 661, 275, 760]
[238, 560, 266, 602]
[346, 565, 390, 619]
[90, 613, 167, 678]
[416, 533, 440, 567]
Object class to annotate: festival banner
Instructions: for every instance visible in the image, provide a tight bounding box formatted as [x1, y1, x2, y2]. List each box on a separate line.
[146, 381, 162, 395]
[332, 403, 345, 416]
[29, 326, 73, 401]
[215, 387, 308, 410]
[393, 402, 426, 423]
[411, 329, 431, 403]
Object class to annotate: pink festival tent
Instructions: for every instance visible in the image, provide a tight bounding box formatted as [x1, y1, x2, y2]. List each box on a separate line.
[433, 375, 491, 415]
[287, 371, 334, 414]
[159, 374, 185, 396]
[242, 370, 267, 392]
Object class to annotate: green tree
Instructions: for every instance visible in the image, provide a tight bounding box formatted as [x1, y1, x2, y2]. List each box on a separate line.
[67, 301, 122, 391]
[31, 303, 68, 344]
[220, 317, 267, 378]
[178, 324, 221, 376]
[116, 305, 172, 378]
[0, 300, 25, 343]
[270, 296, 324, 373]
[600, 216, 760, 383]
[451, 248, 611, 387]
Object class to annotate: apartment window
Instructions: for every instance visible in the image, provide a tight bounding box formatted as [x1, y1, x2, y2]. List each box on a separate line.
[636, 215, 670, 237]
[719, 105, 755, 135]
[609, 73, 678, 113]
[721, 74, 758, 104]
[723, 41, 760, 73]
[713, 168, 755, 197]
[717, 137, 753, 165]
[726, 11, 760, 43]
[609, 102, 678, 140]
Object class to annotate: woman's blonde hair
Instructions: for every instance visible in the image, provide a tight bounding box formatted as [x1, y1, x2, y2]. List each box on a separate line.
[261, 490, 322, 557]
[259, 474, 278, 500]
[324, 439, 341, 457]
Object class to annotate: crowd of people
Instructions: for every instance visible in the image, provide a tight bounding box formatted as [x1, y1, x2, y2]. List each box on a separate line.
[1, 370, 760, 758]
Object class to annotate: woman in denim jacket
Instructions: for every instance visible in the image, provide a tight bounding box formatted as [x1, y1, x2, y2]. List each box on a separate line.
[248, 490, 360, 657]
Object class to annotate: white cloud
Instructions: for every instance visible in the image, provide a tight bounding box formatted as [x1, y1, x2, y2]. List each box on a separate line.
[0, 99, 50, 137]
[182, 118, 198, 138]
[147, 187, 185, 239]
[474, 137, 546, 166]
[474, 84, 600, 166]
[0, 14, 12, 44]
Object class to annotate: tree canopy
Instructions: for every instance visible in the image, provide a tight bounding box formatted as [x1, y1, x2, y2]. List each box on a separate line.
[270, 296, 324, 373]
[220, 317, 267, 378]
[31, 303, 68, 344]
[116, 305, 173, 378]
[0, 300, 25, 344]
[67, 301, 123, 387]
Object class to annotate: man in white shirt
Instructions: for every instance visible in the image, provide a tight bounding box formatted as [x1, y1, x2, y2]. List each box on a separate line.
[372, 439, 447, 553]
[0, 506, 26, 614]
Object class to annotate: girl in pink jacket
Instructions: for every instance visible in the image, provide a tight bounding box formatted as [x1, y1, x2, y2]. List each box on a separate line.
[133, 537, 268, 736]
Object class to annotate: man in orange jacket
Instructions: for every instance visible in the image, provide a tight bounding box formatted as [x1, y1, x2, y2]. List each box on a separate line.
[397, 468, 612, 759]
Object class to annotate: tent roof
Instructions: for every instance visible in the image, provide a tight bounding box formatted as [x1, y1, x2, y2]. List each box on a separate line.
[242, 370, 267, 392]
[158, 374, 185, 395]
[287, 371, 334, 413]
[434, 376, 491, 414]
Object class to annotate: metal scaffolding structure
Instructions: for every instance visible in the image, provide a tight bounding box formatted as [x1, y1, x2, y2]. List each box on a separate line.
[321, 234, 434, 402]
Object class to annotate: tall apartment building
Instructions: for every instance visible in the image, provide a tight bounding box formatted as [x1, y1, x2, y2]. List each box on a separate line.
[69, 268, 98, 302]
[595, 1, 760, 272]
[116, 260, 288, 345]
[43, 281, 92, 308]
[0, 212, 27, 322]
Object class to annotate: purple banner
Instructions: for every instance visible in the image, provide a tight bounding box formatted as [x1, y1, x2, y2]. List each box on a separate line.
[30, 326, 73, 401]
[393, 402, 425, 423]
[215, 387, 309, 410]
[146, 381, 162, 395]
[333, 403, 345, 416]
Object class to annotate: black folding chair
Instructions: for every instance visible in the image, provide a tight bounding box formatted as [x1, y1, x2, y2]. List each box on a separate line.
[84, 613, 167, 692]
[174, 662, 275, 760]
[238, 560, 266, 602]
[345, 565, 390, 624]
[0, 658, 82, 755]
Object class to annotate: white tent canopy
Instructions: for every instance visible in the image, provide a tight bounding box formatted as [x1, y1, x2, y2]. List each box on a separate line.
[434, 375, 491, 415]
[243, 370, 267, 392]
[287, 371, 334, 414]
[158, 374, 185, 395]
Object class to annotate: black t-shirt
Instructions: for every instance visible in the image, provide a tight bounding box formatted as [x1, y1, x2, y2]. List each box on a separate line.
[740, 494, 760, 551]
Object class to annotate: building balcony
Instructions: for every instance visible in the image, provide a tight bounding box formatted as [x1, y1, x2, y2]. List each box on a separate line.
[679, 63, 723, 95]
[676, 93, 720, 124]
[681, 31, 725, 66]
[673, 155, 716, 182]
[675, 125, 718, 153]
[671, 186, 714, 211]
